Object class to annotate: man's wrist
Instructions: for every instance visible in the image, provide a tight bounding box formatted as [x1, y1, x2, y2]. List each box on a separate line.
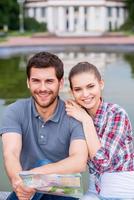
[11, 177, 22, 191]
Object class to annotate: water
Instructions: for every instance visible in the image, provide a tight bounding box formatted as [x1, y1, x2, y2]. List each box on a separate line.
[0, 50, 134, 191]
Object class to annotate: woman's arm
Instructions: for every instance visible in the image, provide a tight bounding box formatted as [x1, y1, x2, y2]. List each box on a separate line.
[66, 100, 133, 173]
[65, 100, 101, 160]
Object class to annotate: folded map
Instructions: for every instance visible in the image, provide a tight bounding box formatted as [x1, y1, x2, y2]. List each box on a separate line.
[19, 172, 84, 198]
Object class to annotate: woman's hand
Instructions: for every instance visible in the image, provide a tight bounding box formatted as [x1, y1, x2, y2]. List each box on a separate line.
[65, 99, 91, 123]
[65, 99, 101, 159]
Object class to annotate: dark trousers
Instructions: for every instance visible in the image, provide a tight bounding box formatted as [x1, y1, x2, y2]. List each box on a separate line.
[6, 191, 78, 200]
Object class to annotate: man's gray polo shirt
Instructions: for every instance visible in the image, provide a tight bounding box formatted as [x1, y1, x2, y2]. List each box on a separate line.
[0, 97, 85, 170]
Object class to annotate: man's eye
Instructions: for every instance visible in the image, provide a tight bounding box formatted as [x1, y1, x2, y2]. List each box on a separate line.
[47, 80, 54, 83]
[32, 79, 39, 83]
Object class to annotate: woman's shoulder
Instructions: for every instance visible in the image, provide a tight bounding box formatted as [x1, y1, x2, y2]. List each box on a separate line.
[104, 101, 128, 117]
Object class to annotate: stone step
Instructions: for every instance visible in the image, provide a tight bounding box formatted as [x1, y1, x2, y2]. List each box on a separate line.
[0, 192, 10, 200]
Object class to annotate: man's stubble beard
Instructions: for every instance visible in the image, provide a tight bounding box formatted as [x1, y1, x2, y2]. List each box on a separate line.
[33, 91, 59, 109]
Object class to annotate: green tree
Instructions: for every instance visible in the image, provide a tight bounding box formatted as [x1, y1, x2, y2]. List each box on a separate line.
[0, 0, 19, 30]
[124, 54, 134, 78]
[24, 17, 47, 32]
[125, 0, 134, 20]
[0, 56, 30, 104]
[122, 0, 134, 30]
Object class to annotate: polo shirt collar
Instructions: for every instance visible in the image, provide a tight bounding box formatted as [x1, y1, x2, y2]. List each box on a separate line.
[31, 96, 62, 122]
[50, 97, 62, 122]
[31, 97, 39, 118]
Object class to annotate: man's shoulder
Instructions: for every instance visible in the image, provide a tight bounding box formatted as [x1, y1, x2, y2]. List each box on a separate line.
[7, 97, 31, 109]
[59, 99, 82, 126]
[5, 97, 32, 116]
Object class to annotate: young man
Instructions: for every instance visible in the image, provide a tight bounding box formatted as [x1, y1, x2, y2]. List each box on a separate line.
[0, 52, 88, 200]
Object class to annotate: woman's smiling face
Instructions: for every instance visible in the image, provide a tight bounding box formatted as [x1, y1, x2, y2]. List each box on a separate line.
[71, 72, 104, 116]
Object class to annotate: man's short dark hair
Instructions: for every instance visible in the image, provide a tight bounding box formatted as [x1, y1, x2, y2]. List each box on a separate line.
[27, 52, 64, 80]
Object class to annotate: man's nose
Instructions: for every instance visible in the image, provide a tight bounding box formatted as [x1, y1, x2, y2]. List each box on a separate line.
[40, 82, 47, 90]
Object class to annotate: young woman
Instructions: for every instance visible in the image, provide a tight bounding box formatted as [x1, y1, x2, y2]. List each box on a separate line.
[65, 62, 134, 200]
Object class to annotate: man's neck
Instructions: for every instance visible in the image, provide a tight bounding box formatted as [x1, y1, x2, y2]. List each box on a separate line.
[35, 98, 58, 121]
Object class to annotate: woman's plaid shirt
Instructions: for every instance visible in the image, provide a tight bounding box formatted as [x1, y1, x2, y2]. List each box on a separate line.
[88, 99, 134, 193]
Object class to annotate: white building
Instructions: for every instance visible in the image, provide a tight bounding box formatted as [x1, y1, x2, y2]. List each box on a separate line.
[24, 0, 127, 36]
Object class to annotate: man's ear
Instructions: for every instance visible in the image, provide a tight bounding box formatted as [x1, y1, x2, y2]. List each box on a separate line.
[27, 79, 30, 89]
[59, 78, 64, 90]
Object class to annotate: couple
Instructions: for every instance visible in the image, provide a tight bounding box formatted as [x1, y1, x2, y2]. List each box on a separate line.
[0, 51, 134, 200]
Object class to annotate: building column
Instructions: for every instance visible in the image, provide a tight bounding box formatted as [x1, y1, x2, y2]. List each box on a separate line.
[57, 7, 66, 32]
[87, 7, 96, 31]
[112, 7, 116, 30]
[118, 8, 125, 27]
[28, 7, 34, 18]
[46, 7, 54, 33]
[68, 6, 75, 32]
[87, 7, 90, 31]
[36, 7, 41, 22]
[99, 6, 107, 32]
[78, 6, 85, 32]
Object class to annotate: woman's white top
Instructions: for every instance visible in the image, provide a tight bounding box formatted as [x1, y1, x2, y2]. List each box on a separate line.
[88, 171, 134, 198]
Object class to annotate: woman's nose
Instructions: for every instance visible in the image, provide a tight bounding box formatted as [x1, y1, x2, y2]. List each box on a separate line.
[82, 89, 89, 97]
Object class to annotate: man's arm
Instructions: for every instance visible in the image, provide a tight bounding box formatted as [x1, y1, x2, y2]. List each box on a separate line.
[2, 133, 22, 186]
[2, 133, 35, 200]
[29, 139, 88, 174]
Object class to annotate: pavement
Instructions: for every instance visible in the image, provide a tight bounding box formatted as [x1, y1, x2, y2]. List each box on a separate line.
[1, 34, 134, 47]
[0, 192, 10, 200]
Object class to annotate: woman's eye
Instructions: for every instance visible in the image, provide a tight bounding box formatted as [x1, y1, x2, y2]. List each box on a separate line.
[87, 84, 94, 88]
[74, 88, 81, 92]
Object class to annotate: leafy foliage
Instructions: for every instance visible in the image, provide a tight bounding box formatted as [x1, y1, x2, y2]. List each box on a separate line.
[0, 0, 19, 30]
[122, 0, 134, 31]
[125, 0, 134, 20]
[0, 56, 30, 104]
[124, 54, 134, 78]
[24, 17, 47, 32]
[0, 0, 46, 32]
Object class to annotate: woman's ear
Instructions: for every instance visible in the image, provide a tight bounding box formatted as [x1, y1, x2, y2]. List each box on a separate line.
[100, 79, 104, 90]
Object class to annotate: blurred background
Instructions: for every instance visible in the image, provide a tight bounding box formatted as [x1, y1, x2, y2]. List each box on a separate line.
[0, 0, 134, 194]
